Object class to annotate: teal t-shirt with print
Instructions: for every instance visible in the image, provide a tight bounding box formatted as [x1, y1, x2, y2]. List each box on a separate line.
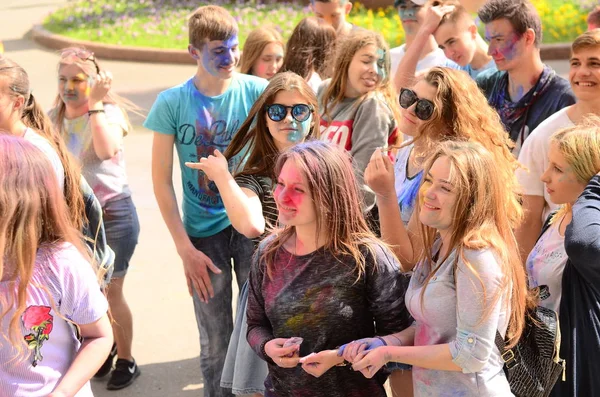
[144, 73, 267, 237]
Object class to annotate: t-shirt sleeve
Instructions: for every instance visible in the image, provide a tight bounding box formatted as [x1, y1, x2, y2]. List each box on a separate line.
[351, 96, 393, 174]
[143, 91, 178, 135]
[235, 174, 263, 197]
[366, 244, 412, 335]
[104, 104, 130, 137]
[246, 244, 275, 362]
[475, 69, 497, 100]
[516, 126, 547, 197]
[54, 245, 108, 325]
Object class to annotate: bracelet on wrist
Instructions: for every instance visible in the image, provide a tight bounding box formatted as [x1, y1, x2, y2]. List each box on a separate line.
[88, 109, 105, 116]
[376, 336, 388, 346]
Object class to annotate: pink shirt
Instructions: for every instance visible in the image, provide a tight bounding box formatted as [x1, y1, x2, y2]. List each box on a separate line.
[0, 243, 108, 397]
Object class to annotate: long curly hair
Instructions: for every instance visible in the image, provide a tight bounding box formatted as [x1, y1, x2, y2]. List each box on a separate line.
[407, 67, 521, 229]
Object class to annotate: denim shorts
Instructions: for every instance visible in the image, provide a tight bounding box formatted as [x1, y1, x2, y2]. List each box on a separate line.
[103, 196, 140, 278]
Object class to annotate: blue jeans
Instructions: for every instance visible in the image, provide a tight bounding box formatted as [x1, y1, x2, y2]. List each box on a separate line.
[104, 196, 140, 278]
[189, 226, 254, 397]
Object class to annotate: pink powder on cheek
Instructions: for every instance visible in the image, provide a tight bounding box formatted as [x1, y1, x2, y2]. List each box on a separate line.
[253, 62, 270, 79]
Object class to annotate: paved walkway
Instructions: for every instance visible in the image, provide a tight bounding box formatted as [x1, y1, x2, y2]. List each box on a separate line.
[0, 1, 571, 396]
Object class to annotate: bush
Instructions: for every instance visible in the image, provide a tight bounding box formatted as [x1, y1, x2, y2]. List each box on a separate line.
[43, 0, 591, 50]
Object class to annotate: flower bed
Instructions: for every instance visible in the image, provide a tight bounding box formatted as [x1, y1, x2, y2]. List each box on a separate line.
[43, 0, 592, 50]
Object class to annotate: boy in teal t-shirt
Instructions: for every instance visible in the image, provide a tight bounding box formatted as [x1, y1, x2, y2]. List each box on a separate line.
[144, 6, 267, 397]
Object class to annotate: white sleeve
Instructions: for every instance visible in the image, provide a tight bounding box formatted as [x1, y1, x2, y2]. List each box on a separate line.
[517, 127, 548, 197]
[54, 244, 109, 325]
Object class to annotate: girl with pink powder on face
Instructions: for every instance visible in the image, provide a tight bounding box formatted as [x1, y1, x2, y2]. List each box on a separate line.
[239, 27, 285, 80]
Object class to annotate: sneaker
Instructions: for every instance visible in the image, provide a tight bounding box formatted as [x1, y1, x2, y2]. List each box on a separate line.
[106, 358, 141, 390]
[94, 343, 117, 378]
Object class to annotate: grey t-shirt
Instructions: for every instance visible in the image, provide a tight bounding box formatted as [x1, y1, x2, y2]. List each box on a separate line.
[317, 80, 398, 210]
[405, 244, 512, 396]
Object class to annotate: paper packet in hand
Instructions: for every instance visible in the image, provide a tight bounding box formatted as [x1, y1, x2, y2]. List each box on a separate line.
[283, 337, 303, 357]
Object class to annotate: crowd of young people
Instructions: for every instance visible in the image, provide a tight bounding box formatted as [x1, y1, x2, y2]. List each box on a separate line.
[1, 0, 600, 396]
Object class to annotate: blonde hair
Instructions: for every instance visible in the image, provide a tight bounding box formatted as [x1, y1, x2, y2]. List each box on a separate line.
[321, 30, 401, 132]
[0, 135, 90, 360]
[416, 141, 532, 348]
[188, 5, 238, 49]
[549, 115, 600, 222]
[260, 141, 391, 280]
[51, 47, 140, 137]
[408, 67, 521, 228]
[0, 55, 86, 233]
[239, 27, 284, 76]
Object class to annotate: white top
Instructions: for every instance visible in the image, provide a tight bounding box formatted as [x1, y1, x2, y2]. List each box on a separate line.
[307, 71, 322, 94]
[517, 108, 574, 222]
[0, 243, 108, 397]
[526, 219, 568, 314]
[390, 45, 458, 78]
[23, 128, 65, 192]
[393, 144, 422, 226]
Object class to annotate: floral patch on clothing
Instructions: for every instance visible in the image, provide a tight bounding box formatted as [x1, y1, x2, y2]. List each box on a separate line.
[22, 305, 54, 366]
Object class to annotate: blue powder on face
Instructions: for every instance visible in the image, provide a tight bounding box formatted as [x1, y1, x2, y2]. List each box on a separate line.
[201, 35, 239, 76]
[286, 114, 313, 143]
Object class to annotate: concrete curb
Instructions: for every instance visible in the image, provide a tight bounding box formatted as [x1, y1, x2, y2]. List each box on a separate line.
[31, 23, 571, 64]
[31, 24, 195, 64]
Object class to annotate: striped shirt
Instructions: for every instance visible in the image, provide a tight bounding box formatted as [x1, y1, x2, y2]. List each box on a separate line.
[0, 243, 108, 397]
[235, 173, 278, 246]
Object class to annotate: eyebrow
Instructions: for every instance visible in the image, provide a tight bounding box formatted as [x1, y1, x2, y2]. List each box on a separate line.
[426, 172, 454, 186]
[443, 37, 456, 46]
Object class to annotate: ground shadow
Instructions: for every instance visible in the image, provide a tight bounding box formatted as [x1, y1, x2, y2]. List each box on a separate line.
[91, 356, 205, 397]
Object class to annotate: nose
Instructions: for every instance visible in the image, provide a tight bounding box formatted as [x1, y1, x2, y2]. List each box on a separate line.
[540, 166, 551, 183]
[66, 80, 75, 90]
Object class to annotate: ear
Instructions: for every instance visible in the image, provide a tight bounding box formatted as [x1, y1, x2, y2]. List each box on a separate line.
[12, 95, 25, 112]
[188, 45, 200, 60]
[524, 28, 536, 47]
[468, 23, 477, 39]
[345, 2, 353, 15]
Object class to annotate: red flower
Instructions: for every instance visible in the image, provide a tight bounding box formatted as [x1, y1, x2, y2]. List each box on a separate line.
[41, 322, 53, 335]
[22, 306, 53, 330]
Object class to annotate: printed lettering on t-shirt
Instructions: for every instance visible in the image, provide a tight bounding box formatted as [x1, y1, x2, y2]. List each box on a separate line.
[176, 118, 242, 207]
[320, 120, 354, 151]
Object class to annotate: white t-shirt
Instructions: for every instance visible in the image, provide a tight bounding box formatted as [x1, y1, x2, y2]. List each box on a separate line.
[0, 243, 108, 397]
[23, 128, 65, 192]
[517, 108, 574, 222]
[526, 219, 568, 314]
[307, 71, 322, 94]
[390, 45, 458, 78]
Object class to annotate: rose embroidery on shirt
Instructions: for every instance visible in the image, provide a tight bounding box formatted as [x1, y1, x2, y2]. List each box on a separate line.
[22, 305, 54, 367]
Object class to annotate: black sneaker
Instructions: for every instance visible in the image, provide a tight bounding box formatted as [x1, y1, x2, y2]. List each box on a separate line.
[94, 343, 117, 378]
[106, 358, 141, 390]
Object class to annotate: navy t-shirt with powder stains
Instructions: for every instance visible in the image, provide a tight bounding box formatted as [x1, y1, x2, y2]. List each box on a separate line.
[246, 238, 412, 397]
[476, 65, 575, 156]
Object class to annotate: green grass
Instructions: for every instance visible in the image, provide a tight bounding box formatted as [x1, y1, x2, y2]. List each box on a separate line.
[43, 0, 591, 50]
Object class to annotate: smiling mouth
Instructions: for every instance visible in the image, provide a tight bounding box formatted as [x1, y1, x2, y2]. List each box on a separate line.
[403, 115, 416, 125]
[279, 205, 296, 212]
[423, 202, 440, 210]
[576, 82, 596, 87]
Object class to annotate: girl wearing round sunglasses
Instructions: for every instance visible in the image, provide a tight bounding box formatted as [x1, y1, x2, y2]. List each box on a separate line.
[319, 29, 401, 221]
[365, 67, 518, 272]
[185, 71, 319, 396]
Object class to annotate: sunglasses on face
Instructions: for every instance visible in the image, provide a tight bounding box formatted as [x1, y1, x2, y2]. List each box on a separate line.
[61, 48, 100, 74]
[265, 104, 313, 122]
[399, 88, 435, 121]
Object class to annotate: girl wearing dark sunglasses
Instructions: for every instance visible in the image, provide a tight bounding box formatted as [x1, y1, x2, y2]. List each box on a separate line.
[364, 67, 519, 272]
[185, 71, 319, 397]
